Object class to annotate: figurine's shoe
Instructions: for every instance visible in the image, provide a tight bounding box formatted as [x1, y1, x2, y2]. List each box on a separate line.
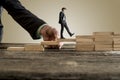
[70, 33, 75, 37]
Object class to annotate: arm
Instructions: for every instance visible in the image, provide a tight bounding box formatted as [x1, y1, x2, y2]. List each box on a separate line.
[59, 11, 64, 24]
[1, 0, 58, 40]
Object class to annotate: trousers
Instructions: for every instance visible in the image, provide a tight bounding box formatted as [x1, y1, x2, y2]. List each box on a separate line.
[60, 22, 72, 38]
[0, 27, 3, 42]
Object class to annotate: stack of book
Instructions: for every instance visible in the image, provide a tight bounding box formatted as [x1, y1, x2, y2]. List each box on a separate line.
[93, 32, 114, 51]
[76, 35, 94, 51]
[113, 34, 120, 51]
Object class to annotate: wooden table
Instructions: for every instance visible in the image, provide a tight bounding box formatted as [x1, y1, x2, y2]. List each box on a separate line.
[0, 43, 120, 80]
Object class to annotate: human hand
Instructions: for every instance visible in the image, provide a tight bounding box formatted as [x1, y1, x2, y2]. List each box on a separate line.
[40, 25, 58, 41]
[40, 25, 60, 49]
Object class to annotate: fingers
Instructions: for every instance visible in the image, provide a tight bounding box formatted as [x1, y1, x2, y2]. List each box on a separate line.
[40, 25, 61, 49]
[40, 25, 58, 41]
[46, 45, 60, 49]
[46, 27, 58, 41]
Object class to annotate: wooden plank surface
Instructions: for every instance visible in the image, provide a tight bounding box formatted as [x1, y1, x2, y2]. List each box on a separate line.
[7, 47, 25, 51]
[95, 38, 113, 42]
[114, 45, 120, 48]
[113, 38, 120, 42]
[41, 41, 59, 45]
[95, 44, 112, 48]
[76, 35, 93, 39]
[58, 38, 76, 42]
[95, 47, 113, 51]
[93, 32, 114, 35]
[76, 47, 94, 51]
[24, 44, 44, 51]
[1, 43, 120, 79]
[95, 41, 113, 45]
[114, 48, 120, 51]
[76, 38, 93, 43]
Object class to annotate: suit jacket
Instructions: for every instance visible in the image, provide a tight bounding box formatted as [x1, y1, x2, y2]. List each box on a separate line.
[0, 6, 3, 28]
[59, 11, 66, 24]
[0, 0, 46, 39]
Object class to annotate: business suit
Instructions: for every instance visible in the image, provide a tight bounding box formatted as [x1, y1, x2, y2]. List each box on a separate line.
[59, 10, 73, 39]
[0, 0, 46, 42]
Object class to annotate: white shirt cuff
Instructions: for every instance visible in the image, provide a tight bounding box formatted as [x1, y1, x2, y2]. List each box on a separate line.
[36, 24, 48, 39]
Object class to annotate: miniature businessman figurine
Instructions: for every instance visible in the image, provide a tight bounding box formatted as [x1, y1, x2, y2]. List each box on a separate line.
[59, 7, 74, 39]
[0, 0, 58, 43]
[0, 7, 3, 42]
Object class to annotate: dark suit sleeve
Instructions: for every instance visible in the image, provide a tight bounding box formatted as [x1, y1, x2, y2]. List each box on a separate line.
[1, 0, 46, 39]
